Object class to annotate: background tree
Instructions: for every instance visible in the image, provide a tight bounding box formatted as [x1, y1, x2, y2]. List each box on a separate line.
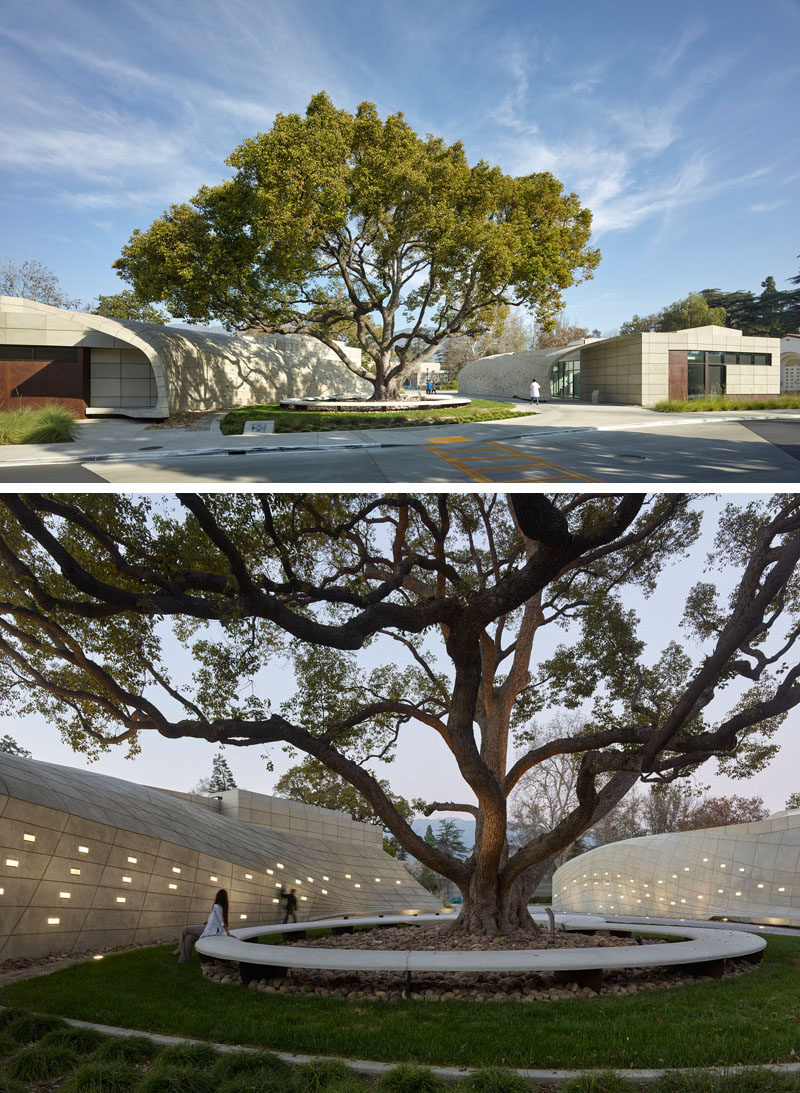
[193, 749, 237, 794]
[677, 794, 768, 830]
[0, 258, 84, 310]
[659, 292, 726, 332]
[92, 290, 170, 325]
[273, 755, 413, 826]
[535, 321, 590, 348]
[0, 734, 32, 758]
[440, 310, 531, 370]
[785, 792, 800, 811]
[114, 92, 599, 400]
[0, 494, 798, 936]
[618, 313, 662, 335]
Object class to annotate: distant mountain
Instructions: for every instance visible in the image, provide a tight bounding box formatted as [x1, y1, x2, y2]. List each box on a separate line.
[410, 815, 475, 854]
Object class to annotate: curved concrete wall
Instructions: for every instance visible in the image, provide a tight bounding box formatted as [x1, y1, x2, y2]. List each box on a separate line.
[0, 298, 370, 418]
[457, 347, 576, 398]
[552, 809, 800, 927]
[0, 754, 439, 960]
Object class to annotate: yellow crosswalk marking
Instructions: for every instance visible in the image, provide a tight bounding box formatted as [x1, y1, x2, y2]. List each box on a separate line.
[426, 440, 596, 483]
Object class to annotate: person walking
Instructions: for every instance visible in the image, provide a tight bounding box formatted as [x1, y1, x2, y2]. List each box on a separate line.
[177, 888, 232, 964]
[281, 886, 298, 924]
[530, 379, 541, 405]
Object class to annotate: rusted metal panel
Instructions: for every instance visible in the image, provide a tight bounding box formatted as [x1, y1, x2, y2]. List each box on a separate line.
[1, 355, 88, 416]
[668, 350, 687, 401]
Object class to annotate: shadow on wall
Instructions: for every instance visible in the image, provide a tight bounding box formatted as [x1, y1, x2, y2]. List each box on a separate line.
[153, 331, 372, 412]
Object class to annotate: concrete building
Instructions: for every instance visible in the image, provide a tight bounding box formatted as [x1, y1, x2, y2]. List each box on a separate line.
[0, 753, 438, 961]
[0, 296, 369, 419]
[552, 809, 800, 928]
[458, 326, 781, 408]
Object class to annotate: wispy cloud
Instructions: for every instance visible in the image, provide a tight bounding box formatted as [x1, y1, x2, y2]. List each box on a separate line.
[748, 200, 784, 214]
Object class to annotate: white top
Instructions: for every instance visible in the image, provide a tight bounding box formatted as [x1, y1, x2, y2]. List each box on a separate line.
[200, 902, 227, 939]
[530, 381, 541, 396]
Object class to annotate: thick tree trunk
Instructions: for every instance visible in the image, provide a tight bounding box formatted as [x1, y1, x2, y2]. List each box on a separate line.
[447, 871, 538, 937]
[369, 376, 401, 401]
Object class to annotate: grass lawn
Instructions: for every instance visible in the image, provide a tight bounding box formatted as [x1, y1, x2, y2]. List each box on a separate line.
[653, 395, 800, 413]
[3, 936, 800, 1070]
[0, 405, 76, 444]
[220, 399, 533, 434]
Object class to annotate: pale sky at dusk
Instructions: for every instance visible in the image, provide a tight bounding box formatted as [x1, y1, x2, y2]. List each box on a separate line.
[1, 0, 798, 333]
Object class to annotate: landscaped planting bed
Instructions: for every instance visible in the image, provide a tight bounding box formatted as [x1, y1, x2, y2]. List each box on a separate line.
[2, 936, 799, 1070]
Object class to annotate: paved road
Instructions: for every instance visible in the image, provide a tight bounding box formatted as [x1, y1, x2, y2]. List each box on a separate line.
[1, 419, 798, 485]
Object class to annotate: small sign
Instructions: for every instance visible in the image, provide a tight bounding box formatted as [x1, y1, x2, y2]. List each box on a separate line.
[243, 420, 275, 434]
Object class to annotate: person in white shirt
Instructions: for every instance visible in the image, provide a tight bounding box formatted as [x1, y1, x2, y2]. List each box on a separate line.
[530, 379, 541, 405]
[177, 888, 231, 964]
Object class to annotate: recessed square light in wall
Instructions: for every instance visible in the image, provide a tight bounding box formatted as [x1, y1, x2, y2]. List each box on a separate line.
[168, 883, 177, 890]
[23, 834, 35, 842]
[47, 917, 60, 925]
[70, 868, 80, 876]
[116, 897, 126, 903]
[266, 869, 274, 875]
[322, 875, 329, 881]
[172, 867, 181, 874]
[276, 863, 284, 869]
[240, 914, 247, 919]
[5, 859, 18, 868]
[210, 875, 218, 882]
[245, 873, 253, 880]
[321, 889, 327, 895]
[127, 857, 138, 864]
[59, 892, 70, 899]
[122, 876, 132, 883]
[78, 846, 89, 854]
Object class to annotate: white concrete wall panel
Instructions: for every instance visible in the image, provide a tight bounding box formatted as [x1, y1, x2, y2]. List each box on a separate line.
[0, 297, 369, 419]
[552, 809, 800, 927]
[0, 754, 438, 961]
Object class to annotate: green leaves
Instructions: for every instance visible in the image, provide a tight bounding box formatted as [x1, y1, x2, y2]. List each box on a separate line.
[114, 92, 600, 397]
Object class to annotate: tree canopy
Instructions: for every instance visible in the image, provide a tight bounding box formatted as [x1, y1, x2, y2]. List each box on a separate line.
[114, 92, 600, 399]
[93, 290, 170, 325]
[0, 493, 798, 935]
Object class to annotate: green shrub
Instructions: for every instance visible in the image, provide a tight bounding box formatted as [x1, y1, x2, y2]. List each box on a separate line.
[212, 1049, 289, 1081]
[0, 404, 76, 444]
[461, 1068, 533, 1093]
[651, 1073, 720, 1092]
[217, 1068, 298, 1093]
[40, 1025, 106, 1054]
[718, 1069, 800, 1091]
[6, 1041, 80, 1081]
[295, 1058, 355, 1093]
[375, 1064, 449, 1093]
[154, 1041, 218, 1069]
[92, 1034, 161, 1064]
[560, 1074, 638, 1092]
[60, 1059, 141, 1092]
[5, 1011, 68, 1043]
[0, 1076, 26, 1093]
[0, 1009, 27, 1030]
[138, 1066, 216, 1093]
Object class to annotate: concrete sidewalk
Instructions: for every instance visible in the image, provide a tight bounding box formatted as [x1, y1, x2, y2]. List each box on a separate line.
[1, 401, 799, 469]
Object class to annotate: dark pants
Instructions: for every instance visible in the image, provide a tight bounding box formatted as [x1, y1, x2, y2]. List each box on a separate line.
[178, 923, 204, 964]
[282, 910, 297, 923]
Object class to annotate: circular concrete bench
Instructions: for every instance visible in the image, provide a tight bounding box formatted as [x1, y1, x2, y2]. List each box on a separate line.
[195, 911, 765, 993]
[278, 397, 471, 412]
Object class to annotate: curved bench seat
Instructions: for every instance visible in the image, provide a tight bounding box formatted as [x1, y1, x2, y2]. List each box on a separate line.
[195, 912, 765, 988]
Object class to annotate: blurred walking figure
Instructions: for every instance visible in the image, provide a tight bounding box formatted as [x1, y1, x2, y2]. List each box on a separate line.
[530, 379, 541, 405]
[281, 886, 298, 924]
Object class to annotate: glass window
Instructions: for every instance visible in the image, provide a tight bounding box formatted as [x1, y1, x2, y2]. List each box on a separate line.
[688, 350, 704, 362]
[707, 364, 726, 397]
[708, 352, 724, 364]
[0, 346, 34, 360]
[688, 359, 705, 398]
[33, 346, 78, 361]
[753, 353, 771, 367]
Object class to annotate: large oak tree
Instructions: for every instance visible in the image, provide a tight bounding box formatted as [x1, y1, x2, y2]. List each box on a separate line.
[0, 493, 798, 935]
[114, 92, 600, 400]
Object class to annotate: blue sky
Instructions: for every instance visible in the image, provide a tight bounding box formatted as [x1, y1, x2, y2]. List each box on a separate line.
[1, 0, 799, 332]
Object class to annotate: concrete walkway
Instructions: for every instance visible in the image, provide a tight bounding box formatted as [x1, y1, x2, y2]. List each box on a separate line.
[2, 401, 799, 469]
